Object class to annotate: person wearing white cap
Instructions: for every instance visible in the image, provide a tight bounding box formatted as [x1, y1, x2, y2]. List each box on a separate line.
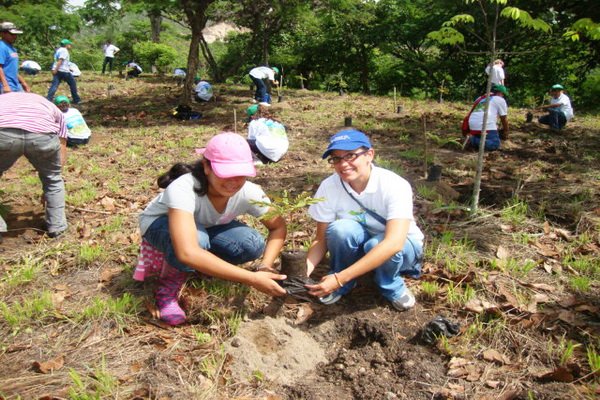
[537, 84, 574, 131]
[0, 22, 30, 93]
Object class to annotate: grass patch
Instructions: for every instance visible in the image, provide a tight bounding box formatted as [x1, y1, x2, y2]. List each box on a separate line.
[76, 293, 141, 326]
[1, 255, 42, 289]
[501, 197, 529, 225]
[0, 290, 54, 328]
[77, 244, 105, 266]
[68, 359, 119, 400]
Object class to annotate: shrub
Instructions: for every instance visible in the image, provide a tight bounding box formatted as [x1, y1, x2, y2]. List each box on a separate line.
[132, 42, 178, 74]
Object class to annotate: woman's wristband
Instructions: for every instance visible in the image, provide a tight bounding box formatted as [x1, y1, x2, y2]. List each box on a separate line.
[333, 273, 344, 288]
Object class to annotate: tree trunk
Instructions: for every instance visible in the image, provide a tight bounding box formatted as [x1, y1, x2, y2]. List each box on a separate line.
[262, 32, 269, 65]
[148, 9, 162, 43]
[200, 35, 222, 82]
[360, 46, 370, 94]
[180, 0, 214, 106]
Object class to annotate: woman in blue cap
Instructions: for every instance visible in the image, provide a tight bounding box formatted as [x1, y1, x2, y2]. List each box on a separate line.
[305, 129, 424, 311]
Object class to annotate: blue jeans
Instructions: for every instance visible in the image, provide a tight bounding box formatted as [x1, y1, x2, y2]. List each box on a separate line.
[469, 130, 500, 151]
[142, 215, 265, 273]
[0, 128, 67, 234]
[538, 109, 567, 130]
[325, 219, 423, 302]
[47, 71, 81, 104]
[250, 76, 268, 103]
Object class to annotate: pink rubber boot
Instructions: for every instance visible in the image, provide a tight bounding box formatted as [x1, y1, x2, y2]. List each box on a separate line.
[155, 263, 188, 326]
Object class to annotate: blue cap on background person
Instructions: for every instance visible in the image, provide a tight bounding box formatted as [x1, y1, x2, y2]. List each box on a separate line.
[322, 129, 372, 159]
[60, 38, 72, 46]
[551, 84, 564, 91]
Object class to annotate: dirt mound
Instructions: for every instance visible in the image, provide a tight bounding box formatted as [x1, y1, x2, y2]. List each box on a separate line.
[224, 316, 327, 383]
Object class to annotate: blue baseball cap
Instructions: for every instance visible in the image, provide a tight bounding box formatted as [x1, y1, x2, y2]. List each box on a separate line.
[322, 129, 372, 159]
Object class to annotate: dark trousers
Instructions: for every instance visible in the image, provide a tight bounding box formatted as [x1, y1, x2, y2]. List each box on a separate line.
[538, 109, 567, 130]
[250, 76, 268, 103]
[47, 71, 81, 104]
[102, 57, 114, 74]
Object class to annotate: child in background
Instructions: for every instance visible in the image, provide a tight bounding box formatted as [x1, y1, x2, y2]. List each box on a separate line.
[246, 104, 289, 164]
[54, 95, 91, 147]
[135, 132, 287, 326]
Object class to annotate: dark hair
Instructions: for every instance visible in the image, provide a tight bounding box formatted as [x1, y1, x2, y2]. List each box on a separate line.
[156, 160, 209, 196]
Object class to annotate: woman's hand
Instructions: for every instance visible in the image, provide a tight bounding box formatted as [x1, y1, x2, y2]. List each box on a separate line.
[250, 271, 287, 296]
[305, 274, 340, 298]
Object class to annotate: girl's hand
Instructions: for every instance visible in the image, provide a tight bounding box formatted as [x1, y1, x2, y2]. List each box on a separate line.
[251, 271, 287, 296]
[305, 274, 340, 298]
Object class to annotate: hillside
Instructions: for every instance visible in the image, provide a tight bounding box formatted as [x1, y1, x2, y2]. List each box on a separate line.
[0, 72, 598, 400]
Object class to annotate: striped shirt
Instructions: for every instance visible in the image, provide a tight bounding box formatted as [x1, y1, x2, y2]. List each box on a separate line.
[0, 92, 67, 138]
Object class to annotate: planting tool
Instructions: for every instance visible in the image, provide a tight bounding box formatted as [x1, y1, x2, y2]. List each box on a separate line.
[233, 109, 237, 133]
[277, 67, 284, 102]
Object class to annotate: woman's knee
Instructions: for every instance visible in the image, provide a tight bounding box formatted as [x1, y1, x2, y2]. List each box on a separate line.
[326, 219, 362, 241]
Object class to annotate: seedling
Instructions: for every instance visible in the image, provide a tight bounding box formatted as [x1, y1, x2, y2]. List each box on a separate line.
[420, 281, 440, 300]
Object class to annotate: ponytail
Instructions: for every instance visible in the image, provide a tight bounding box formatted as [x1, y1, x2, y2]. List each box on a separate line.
[156, 160, 209, 196]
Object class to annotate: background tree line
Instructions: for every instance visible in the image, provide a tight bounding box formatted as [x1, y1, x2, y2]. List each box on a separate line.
[1, 0, 599, 109]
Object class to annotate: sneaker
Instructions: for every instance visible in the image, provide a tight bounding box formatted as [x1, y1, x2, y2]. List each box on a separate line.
[259, 102, 271, 107]
[47, 229, 66, 239]
[319, 292, 342, 305]
[390, 288, 416, 311]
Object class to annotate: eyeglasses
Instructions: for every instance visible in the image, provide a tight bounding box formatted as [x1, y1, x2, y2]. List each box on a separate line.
[327, 149, 369, 165]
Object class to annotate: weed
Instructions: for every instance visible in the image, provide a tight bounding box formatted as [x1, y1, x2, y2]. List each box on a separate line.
[78, 244, 104, 266]
[416, 184, 438, 201]
[99, 215, 124, 233]
[251, 369, 265, 382]
[67, 182, 98, 207]
[1, 255, 42, 289]
[67, 359, 118, 399]
[446, 282, 475, 306]
[503, 258, 537, 278]
[198, 353, 221, 379]
[374, 156, 404, 175]
[77, 293, 141, 328]
[227, 311, 243, 336]
[569, 276, 591, 293]
[22, 175, 39, 186]
[192, 329, 212, 345]
[587, 346, 600, 376]
[0, 290, 54, 327]
[555, 336, 581, 366]
[501, 197, 529, 225]
[420, 281, 440, 300]
[193, 278, 247, 298]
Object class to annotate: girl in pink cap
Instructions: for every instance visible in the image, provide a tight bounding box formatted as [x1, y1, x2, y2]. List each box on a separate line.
[135, 132, 287, 325]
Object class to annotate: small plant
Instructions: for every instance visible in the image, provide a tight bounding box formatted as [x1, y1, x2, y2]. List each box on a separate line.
[1, 290, 54, 327]
[416, 184, 438, 201]
[251, 369, 265, 382]
[555, 336, 581, 366]
[193, 329, 212, 345]
[252, 190, 323, 252]
[420, 281, 440, 300]
[587, 346, 600, 376]
[68, 359, 118, 400]
[78, 244, 104, 266]
[503, 258, 537, 278]
[1, 255, 42, 289]
[77, 293, 141, 328]
[227, 311, 243, 336]
[446, 282, 475, 306]
[501, 197, 529, 225]
[569, 276, 591, 293]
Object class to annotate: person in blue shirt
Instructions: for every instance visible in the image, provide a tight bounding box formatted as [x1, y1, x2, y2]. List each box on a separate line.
[0, 22, 29, 93]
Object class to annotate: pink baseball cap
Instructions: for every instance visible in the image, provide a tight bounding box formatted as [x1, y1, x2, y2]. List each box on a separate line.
[195, 132, 256, 178]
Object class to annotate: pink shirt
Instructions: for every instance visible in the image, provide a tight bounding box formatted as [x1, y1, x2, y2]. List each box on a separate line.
[0, 92, 67, 138]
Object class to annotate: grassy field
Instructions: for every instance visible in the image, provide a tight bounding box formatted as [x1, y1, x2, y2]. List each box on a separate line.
[0, 72, 599, 399]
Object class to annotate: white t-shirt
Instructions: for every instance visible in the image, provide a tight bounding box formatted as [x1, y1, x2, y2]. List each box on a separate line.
[139, 173, 271, 235]
[103, 44, 119, 58]
[194, 81, 213, 101]
[468, 95, 508, 131]
[551, 93, 574, 121]
[247, 118, 289, 162]
[64, 108, 91, 140]
[69, 62, 81, 77]
[127, 62, 142, 72]
[54, 47, 71, 73]
[21, 60, 41, 70]
[485, 64, 505, 85]
[249, 66, 275, 81]
[309, 166, 424, 244]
